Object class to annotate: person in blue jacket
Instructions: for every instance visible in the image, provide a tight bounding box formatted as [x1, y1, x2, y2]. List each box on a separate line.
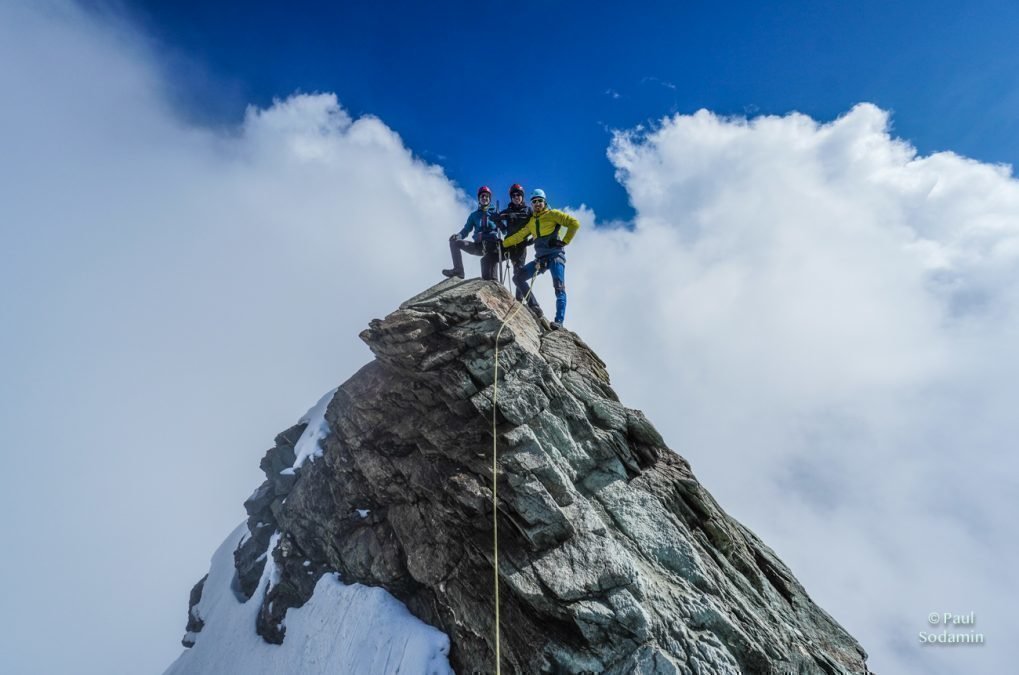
[442, 186, 503, 281]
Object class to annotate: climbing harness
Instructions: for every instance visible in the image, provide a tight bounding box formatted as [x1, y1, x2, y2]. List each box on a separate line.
[490, 265, 540, 675]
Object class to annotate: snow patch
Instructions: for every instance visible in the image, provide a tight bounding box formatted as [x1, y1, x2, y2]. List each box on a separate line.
[293, 388, 337, 468]
[262, 532, 282, 593]
[164, 523, 453, 675]
[356, 509, 370, 519]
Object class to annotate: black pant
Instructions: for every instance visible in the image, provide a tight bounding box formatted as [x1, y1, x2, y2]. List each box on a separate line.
[449, 238, 501, 280]
[503, 243, 528, 300]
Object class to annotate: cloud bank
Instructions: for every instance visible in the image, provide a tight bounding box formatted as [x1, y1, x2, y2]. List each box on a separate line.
[562, 105, 1019, 674]
[1, 3, 465, 674]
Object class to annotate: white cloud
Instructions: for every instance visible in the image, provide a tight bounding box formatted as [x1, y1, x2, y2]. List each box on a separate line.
[640, 75, 677, 91]
[563, 104, 1019, 674]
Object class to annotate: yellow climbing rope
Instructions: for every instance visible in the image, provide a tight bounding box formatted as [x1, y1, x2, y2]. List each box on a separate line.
[490, 266, 540, 675]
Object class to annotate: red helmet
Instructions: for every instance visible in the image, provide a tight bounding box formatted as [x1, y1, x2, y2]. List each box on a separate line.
[477, 186, 492, 198]
[509, 183, 524, 197]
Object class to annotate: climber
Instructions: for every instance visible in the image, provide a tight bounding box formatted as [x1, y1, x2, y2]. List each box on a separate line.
[501, 188, 580, 329]
[442, 186, 503, 281]
[496, 183, 533, 300]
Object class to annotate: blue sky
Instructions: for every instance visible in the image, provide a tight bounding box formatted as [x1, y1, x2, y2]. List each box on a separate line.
[110, 0, 1019, 222]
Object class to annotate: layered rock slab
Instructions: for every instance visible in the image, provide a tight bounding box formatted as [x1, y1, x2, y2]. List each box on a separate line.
[184, 278, 871, 675]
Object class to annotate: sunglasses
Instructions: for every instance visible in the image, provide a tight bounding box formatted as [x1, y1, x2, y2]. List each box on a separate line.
[531, 198, 545, 204]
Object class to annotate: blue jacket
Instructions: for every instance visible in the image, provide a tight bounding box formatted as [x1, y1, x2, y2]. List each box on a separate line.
[458, 207, 503, 242]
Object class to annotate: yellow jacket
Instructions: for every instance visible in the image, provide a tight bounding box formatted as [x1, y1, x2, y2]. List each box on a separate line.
[503, 208, 580, 256]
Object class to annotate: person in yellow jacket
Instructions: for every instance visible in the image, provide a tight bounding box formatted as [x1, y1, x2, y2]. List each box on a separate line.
[501, 188, 580, 329]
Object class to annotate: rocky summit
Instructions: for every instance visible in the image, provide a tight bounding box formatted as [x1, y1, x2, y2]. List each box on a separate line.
[180, 278, 871, 674]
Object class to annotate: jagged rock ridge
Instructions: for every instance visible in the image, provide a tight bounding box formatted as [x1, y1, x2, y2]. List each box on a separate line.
[182, 278, 871, 674]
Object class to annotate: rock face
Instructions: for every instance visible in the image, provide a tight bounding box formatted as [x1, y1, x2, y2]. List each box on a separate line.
[182, 278, 871, 674]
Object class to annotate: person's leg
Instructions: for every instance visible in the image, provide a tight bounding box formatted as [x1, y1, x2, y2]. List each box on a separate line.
[514, 259, 540, 307]
[510, 245, 527, 300]
[444, 240, 474, 277]
[480, 241, 499, 280]
[550, 260, 567, 325]
[444, 238, 467, 276]
[444, 239, 483, 278]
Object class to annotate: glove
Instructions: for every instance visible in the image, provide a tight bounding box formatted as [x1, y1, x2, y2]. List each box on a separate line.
[550, 238, 566, 248]
[449, 233, 462, 242]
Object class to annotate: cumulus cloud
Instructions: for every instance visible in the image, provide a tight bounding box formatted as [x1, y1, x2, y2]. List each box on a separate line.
[562, 105, 1019, 674]
[1, 3, 466, 674]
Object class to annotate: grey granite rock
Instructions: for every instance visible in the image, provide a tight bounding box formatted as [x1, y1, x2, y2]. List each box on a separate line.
[182, 278, 871, 675]
[181, 574, 207, 647]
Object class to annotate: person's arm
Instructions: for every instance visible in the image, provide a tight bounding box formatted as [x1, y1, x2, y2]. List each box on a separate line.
[457, 212, 474, 239]
[558, 210, 581, 244]
[503, 217, 535, 247]
[496, 209, 510, 233]
[523, 207, 535, 244]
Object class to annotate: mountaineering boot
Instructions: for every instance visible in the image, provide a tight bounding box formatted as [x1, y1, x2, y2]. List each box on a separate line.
[550, 321, 563, 330]
[442, 268, 464, 279]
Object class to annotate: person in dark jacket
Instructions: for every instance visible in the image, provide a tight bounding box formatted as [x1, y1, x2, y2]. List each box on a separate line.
[497, 183, 533, 301]
[501, 188, 580, 329]
[442, 186, 503, 280]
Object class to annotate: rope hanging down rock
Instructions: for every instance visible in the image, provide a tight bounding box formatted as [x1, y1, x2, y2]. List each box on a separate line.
[490, 269, 540, 675]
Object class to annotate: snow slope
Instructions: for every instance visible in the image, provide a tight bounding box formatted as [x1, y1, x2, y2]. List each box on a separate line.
[292, 387, 337, 469]
[164, 523, 453, 675]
